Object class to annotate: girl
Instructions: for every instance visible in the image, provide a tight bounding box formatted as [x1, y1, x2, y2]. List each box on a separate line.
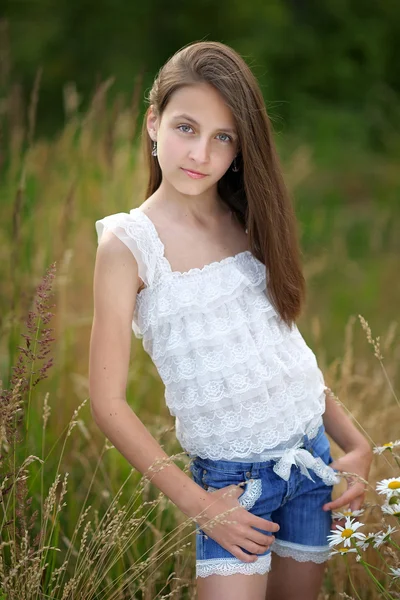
[89, 41, 372, 600]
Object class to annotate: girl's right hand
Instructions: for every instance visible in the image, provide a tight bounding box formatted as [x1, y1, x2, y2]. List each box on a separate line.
[195, 484, 279, 563]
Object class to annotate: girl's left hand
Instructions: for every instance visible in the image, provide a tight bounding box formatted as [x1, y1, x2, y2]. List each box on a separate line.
[322, 446, 373, 519]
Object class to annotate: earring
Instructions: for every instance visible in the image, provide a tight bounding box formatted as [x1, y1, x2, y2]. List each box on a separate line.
[232, 156, 239, 172]
[151, 141, 158, 157]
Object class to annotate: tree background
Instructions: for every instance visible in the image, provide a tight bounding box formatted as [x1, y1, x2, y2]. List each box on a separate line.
[2, 0, 400, 148]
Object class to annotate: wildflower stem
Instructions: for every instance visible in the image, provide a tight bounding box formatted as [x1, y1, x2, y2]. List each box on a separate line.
[360, 561, 394, 600]
[375, 546, 393, 571]
[41, 396, 46, 534]
[378, 360, 400, 410]
[388, 538, 400, 552]
[393, 456, 400, 470]
[345, 556, 363, 600]
[353, 540, 394, 600]
[26, 317, 41, 431]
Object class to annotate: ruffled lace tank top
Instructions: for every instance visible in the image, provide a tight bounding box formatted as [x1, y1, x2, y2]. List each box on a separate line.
[95, 207, 327, 462]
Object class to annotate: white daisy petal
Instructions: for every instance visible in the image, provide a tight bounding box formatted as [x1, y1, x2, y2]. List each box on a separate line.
[330, 546, 358, 556]
[373, 441, 400, 455]
[390, 567, 400, 579]
[327, 517, 365, 548]
[357, 533, 379, 551]
[373, 525, 397, 548]
[376, 478, 400, 499]
[381, 503, 400, 517]
[332, 508, 364, 520]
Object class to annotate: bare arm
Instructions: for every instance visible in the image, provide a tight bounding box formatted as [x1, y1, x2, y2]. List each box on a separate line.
[322, 388, 371, 455]
[89, 231, 206, 519]
[322, 387, 372, 512]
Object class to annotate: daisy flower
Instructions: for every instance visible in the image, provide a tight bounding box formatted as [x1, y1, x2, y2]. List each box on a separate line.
[373, 440, 400, 455]
[376, 478, 400, 499]
[327, 517, 366, 548]
[332, 508, 364, 520]
[382, 503, 400, 517]
[390, 567, 400, 579]
[357, 532, 379, 551]
[373, 525, 397, 548]
[330, 546, 358, 556]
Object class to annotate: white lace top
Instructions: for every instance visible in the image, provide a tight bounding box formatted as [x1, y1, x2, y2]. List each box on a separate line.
[95, 207, 328, 462]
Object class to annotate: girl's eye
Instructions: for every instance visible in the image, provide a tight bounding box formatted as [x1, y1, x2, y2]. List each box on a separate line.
[216, 133, 232, 144]
[177, 124, 193, 134]
[177, 125, 232, 143]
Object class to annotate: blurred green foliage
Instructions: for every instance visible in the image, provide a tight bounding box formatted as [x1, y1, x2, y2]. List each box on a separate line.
[1, 0, 400, 147]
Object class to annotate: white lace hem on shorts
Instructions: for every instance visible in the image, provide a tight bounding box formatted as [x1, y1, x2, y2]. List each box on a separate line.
[271, 539, 331, 563]
[196, 553, 271, 578]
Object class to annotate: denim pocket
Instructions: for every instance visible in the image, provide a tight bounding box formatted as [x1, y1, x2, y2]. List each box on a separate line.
[192, 461, 245, 488]
[191, 460, 263, 510]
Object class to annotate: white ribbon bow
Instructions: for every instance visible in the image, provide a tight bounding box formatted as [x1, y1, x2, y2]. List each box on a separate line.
[273, 447, 340, 486]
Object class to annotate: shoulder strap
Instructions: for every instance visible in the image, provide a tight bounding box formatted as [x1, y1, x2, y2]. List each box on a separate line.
[95, 210, 162, 287]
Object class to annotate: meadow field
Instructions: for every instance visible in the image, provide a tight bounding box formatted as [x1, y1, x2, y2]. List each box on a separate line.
[1, 80, 400, 599]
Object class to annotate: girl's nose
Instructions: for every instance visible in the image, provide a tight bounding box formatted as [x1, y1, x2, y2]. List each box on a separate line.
[189, 138, 211, 163]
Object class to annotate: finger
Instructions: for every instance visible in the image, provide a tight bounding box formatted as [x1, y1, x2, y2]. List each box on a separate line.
[253, 516, 280, 533]
[231, 546, 259, 563]
[248, 534, 275, 549]
[251, 529, 275, 547]
[323, 488, 361, 511]
[245, 539, 273, 554]
[350, 494, 365, 512]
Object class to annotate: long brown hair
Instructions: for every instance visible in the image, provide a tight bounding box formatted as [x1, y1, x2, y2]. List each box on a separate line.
[140, 41, 306, 328]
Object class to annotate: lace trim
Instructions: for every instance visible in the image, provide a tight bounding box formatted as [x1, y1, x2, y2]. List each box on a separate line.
[177, 402, 326, 460]
[223, 418, 324, 462]
[178, 390, 324, 437]
[208, 478, 263, 509]
[135, 254, 270, 334]
[196, 553, 271, 578]
[176, 377, 325, 435]
[159, 336, 320, 387]
[96, 212, 163, 287]
[271, 539, 331, 564]
[238, 479, 262, 509]
[129, 208, 169, 274]
[148, 299, 282, 362]
[165, 348, 324, 413]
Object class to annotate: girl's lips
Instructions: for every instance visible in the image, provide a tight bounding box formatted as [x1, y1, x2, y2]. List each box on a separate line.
[181, 168, 208, 179]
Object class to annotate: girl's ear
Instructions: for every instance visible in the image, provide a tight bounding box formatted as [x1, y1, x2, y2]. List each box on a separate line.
[146, 105, 159, 141]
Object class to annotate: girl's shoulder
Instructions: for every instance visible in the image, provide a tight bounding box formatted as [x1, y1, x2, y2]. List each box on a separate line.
[95, 207, 161, 287]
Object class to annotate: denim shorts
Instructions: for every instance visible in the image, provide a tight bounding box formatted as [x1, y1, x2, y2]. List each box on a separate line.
[189, 424, 337, 578]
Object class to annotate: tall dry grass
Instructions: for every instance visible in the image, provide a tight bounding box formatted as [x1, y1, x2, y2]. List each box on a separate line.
[0, 66, 399, 598]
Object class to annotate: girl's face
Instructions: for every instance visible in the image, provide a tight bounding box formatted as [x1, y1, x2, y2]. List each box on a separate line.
[147, 82, 239, 196]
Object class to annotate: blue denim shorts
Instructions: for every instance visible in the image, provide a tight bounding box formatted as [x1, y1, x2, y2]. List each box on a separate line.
[190, 424, 336, 578]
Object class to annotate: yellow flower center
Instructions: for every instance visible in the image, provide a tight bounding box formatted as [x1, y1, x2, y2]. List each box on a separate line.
[341, 529, 354, 538]
[383, 443, 393, 448]
[342, 511, 352, 516]
[339, 547, 351, 553]
[388, 481, 400, 490]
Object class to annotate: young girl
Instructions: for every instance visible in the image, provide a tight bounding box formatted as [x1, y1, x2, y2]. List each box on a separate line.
[89, 41, 373, 600]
